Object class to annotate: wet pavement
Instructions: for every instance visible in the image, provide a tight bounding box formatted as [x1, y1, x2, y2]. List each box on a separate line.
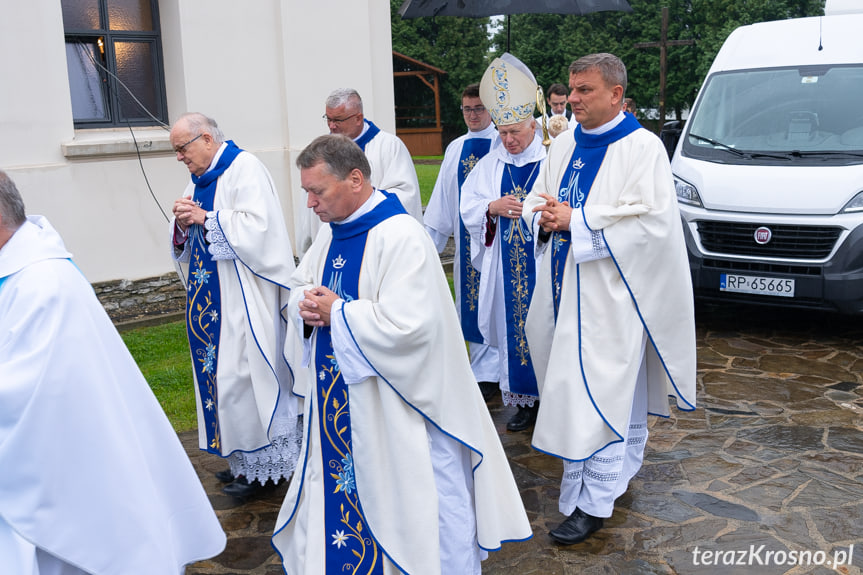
[185, 302, 863, 575]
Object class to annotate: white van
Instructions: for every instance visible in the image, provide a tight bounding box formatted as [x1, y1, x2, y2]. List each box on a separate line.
[670, 13, 863, 313]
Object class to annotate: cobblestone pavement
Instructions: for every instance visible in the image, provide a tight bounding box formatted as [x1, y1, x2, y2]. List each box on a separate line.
[185, 303, 863, 575]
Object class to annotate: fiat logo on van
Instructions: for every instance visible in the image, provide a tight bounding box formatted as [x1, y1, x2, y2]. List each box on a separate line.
[754, 226, 772, 244]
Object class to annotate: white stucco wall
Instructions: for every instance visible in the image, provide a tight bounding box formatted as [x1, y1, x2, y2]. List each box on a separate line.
[0, 0, 394, 283]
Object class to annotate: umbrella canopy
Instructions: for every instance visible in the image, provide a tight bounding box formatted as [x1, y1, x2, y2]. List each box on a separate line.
[398, 0, 632, 19]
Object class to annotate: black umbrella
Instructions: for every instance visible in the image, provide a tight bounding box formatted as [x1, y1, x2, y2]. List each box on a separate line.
[398, 0, 632, 19]
[398, 0, 632, 50]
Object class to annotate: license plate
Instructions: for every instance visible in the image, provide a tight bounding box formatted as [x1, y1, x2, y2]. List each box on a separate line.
[720, 274, 795, 297]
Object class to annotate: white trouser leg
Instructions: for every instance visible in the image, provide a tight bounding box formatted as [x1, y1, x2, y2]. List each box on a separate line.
[468, 342, 500, 383]
[615, 363, 648, 501]
[559, 335, 648, 518]
[428, 423, 485, 574]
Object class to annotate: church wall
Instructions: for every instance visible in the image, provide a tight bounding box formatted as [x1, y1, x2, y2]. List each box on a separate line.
[0, 0, 394, 290]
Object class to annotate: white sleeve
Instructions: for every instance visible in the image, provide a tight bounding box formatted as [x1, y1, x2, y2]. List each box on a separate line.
[569, 208, 609, 264]
[423, 141, 460, 244]
[425, 227, 450, 253]
[330, 300, 377, 385]
[369, 135, 423, 223]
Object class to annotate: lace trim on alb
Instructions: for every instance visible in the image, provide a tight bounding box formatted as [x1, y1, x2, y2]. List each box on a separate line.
[627, 421, 648, 447]
[204, 214, 238, 261]
[563, 454, 623, 484]
[502, 391, 537, 408]
[227, 416, 303, 484]
[591, 230, 608, 259]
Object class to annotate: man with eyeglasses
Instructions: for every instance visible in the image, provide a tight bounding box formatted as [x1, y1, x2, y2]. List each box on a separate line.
[460, 54, 546, 433]
[169, 112, 304, 500]
[323, 88, 422, 226]
[424, 83, 501, 402]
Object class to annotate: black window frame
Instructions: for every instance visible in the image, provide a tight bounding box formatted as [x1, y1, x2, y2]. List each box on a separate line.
[62, 0, 168, 129]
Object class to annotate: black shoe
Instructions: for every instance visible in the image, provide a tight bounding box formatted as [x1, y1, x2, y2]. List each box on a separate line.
[506, 402, 538, 432]
[478, 381, 498, 401]
[549, 508, 604, 545]
[222, 476, 261, 498]
[214, 468, 235, 483]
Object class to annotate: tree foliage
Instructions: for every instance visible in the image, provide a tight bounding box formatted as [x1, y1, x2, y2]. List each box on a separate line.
[390, 0, 492, 140]
[391, 0, 824, 135]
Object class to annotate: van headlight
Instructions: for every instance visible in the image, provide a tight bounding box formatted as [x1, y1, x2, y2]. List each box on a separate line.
[840, 191, 863, 213]
[674, 176, 703, 207]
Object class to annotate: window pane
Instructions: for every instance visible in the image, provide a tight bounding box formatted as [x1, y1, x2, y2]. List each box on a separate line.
[108, 0, 153, 31]
[114, 40, 157, 121]
[61, 0, 101, 31]
[65, 41, 108, 122]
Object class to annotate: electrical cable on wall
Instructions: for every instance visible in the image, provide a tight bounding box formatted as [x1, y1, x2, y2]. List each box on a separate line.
[78, 41, 171, 222]
[126, 123, 169, 221]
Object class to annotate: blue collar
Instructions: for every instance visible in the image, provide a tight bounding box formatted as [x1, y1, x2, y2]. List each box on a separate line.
[331, 192, 406, 240]
[354, 120, 381, 152]
[573, 114, 641, 148]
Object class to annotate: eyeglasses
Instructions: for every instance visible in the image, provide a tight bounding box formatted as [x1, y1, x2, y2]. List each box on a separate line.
[174, 133, 202, 154]
[322, 113, 360, 124]
[461, 105, 486, 116]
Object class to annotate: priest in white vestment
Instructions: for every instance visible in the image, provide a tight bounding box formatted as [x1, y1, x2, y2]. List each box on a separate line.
[296, 88, 424, 255]
[170, 113, 303, 499]
[522, 53, 697, 546]
[272, 135, 531, 575]
[424, 82, 501, 401]
[460, 54, 547, 433]
[0, 170, 226, 574]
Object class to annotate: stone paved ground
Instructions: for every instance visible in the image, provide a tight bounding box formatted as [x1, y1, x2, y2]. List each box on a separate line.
[185, 302, 863, 575]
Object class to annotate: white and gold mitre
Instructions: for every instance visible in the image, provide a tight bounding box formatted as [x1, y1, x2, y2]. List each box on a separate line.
[480, 53, 538, 126]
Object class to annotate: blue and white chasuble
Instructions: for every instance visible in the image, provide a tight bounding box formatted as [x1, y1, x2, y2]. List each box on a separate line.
[457, 137, 492, 343]
[184, 141, 243, 454]
[549, 117, 641, 321]
[315, 193, 406, 574]
[498, 162, 541, 398]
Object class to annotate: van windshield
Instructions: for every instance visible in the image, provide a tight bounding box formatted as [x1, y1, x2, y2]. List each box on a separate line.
[683, 65, 863, 165]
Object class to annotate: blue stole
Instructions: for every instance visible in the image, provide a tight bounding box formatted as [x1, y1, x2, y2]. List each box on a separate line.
[550, 115, 641, 321]
[499, 161, 541, 397]
[354, 120, 381, 152]
[184, 140, 243, 455]
[457, 137, 492, 343]
[316, 193, 405, 575]
[0, 276, 6, 292]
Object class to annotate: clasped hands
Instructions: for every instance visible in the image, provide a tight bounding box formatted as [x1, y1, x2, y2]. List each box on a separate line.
[489, 195, 525, 219]
[299, 286, 339, 327]
[173, 197, 207, 231]
[532, 193, 572, 233]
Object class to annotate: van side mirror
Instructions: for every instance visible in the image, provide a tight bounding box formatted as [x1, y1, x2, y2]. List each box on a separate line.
[660, 120, 684, 159]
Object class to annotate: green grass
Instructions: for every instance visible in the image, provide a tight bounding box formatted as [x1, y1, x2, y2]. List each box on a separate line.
[125, 276, 456, 435]
[125, 159, 445, 433]
[122, 321, 198, 432]
[415, 162, 441, 206]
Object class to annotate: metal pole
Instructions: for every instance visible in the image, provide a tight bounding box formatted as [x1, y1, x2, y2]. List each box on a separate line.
[659, 6, 668, 126]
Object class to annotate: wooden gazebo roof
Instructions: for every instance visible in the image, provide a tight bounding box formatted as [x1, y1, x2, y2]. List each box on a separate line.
[392, 51, 447, 155]
[393, 51, 446, 127]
